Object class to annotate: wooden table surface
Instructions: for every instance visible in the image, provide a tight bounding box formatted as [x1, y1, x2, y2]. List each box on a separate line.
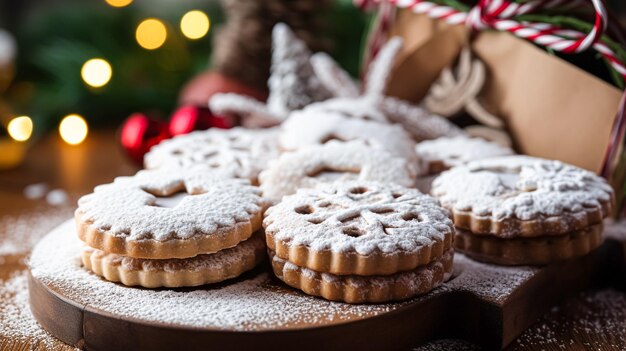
[0, 130, 624, 351]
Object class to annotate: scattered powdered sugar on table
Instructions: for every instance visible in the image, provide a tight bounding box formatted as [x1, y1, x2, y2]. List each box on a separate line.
[413, 339, 481, 351]
[0, 272, 77, 350]
[30, 220, 398, 330]
[0, 205, 72, 257]
[510, 289, 626, 350]
[0, 206, 76, 349]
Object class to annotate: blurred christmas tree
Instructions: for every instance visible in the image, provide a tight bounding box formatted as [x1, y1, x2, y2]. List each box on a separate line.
[0, 0, 368, 137]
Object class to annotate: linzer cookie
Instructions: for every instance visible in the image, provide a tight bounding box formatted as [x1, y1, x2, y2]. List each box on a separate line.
[75, 166, 267, 259]
[415, 136, 514, 176]
[270, 249, 453, 304]
[264, 181, 454, 276]
[144, 127, 280, 184]
[263, 181, 454, 303]
[259, 140, 417, 203]
[279, 108, 417, 163]
[81, 231, 266, 288]
[431, 155, 614, 265]
[431, 155, 613, 237]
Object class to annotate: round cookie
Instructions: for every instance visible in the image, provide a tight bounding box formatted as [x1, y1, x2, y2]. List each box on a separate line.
[454, 224, 603, 266]
[431, 155, 614, 237]
[279, 108, 417, 164]
[415, 136, 514, 175]
[76, 166, 267, 259]
[259, 140, 417, 203]
[301, 97, 389, 123]
[81, 231, 267, 288]
[144, 127, 280, 184]
[263, 181, 455, 276]
[270, 249, 453, 304]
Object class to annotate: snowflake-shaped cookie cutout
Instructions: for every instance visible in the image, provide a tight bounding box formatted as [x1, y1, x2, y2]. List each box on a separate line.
[264, 181, 454, 256]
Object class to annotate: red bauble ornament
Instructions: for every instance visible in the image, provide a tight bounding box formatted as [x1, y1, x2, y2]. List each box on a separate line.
[178, 71, 267, 107]
[168, 105, 232, 137]
[120, 113, 169, 166]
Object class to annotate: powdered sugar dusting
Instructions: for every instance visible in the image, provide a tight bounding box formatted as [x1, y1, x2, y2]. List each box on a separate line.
[76, 167, 264, 241]
[446, 254, 538, 302]
[259, 141, 416, 203]
[0, 206, 72, 257]
[144, 127, 280, 183]
[280, 108, 417, 163]
[432, 155, 613, 221]
[30, 221, 398, 330]
[0, 206, 75, 350]
[263, 181, 454, 255]
[415, 136, 514, 174]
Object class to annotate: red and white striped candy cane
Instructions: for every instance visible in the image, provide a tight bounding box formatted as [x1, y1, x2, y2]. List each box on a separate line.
[355, 0, 626, 79]
[354, 0, 626, 184]
[468, 0, 606, 53]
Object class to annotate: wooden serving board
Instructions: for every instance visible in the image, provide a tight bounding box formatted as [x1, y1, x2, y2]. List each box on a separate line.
[28, 220, 620, 351]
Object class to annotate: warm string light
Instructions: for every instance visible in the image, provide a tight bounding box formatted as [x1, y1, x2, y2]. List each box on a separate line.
[136, 18, 167, 50]
[81, 58, 112, 88]
[104, 0, 133, 8]
[180, 10, 210, 40]
[59, 114, 88, 145]
[7, 116, 33, 142]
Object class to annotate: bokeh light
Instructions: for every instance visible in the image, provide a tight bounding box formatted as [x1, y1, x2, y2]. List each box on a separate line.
[7, 116, 33, 142]
[81, 58, 112, 88]
[180, 10, 210, 40]
[104, 0, 133, 7]
[59, 114, 88, 145]
[136, 19, 167, 50]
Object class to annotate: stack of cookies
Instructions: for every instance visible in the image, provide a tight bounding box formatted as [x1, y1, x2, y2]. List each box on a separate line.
[431, 155, 614, 265]
[263, 181, 455, 303]
[76, 166, 268, 288]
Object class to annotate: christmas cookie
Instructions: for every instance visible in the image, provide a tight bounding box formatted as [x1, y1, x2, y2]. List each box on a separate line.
[81, 231, 266, 288]
[76, 167, 267, 259]
[279, 109, 417, 163]
[263, 181, 454, 275]
[270, 249, 453, 304]
[144, 127, 280, 184]
[258, 140, 416, 203]
[431, 156, 613, 237]
[415, 136, 514, 175]
[454, 224, 603, 266]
